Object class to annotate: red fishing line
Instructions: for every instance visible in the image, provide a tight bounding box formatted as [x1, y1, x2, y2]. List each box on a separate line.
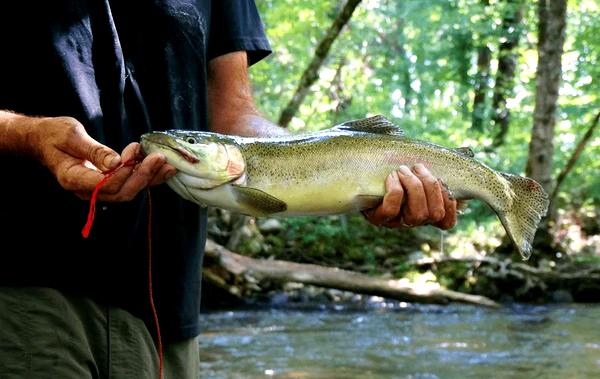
[81, 159, 138, 238]
[81, 158, 164, 379]
[146, 189, 164, 379]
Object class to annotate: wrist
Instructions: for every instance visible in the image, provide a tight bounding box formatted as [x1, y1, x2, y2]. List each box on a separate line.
[0, 110, 42, 158]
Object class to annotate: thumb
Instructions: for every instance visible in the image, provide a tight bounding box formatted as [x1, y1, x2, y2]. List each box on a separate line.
[85, 141, 121, 172]
[66, 124, 121, 172]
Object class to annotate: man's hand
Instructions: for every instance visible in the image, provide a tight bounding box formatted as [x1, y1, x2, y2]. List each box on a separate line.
[3, 113, 176, 201]
[363, 164, 458, 230]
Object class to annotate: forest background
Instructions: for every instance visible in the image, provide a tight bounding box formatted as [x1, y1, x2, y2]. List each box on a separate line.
[203, 0, 600, 305]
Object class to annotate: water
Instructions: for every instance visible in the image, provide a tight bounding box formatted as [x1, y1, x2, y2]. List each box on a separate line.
[198, 302, 600, 378]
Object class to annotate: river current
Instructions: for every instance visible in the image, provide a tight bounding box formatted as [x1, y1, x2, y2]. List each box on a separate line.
[198, 301, 600, 378]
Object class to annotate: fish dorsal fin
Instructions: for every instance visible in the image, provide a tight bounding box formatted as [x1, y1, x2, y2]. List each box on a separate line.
[454, 146, 475, 158]
[335, 115, 404, 135]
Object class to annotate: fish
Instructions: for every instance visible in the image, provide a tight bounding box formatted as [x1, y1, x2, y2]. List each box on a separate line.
[140, 115, 549, 260]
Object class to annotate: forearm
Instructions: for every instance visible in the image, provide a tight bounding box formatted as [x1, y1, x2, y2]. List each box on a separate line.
[207, 51, 288, 137]
[1, 109, 169, 200]
[0, 110, 39, 157]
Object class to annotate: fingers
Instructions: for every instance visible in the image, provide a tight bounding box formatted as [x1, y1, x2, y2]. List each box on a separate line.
[56, 156, 110, 193]
[396, 165, 429, 226]
[108, 154, 165, 199]
[36, 116, 175, 202]
[412, 164, 445, 224]
[58, 117, 121, 171]
[434, 188, 458, 230]
[363, 164, 459, 230]
[148, 164, 177, 187]
[95, 150, 168, 202]
[363, 172, 404, 226]
[65, 143, 171, 201]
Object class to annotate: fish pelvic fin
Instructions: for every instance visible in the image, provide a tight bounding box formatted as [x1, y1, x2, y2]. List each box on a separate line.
[497, 173, 549, 261]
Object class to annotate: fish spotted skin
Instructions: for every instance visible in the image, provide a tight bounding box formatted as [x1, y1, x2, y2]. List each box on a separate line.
[141, 115, 549, 260]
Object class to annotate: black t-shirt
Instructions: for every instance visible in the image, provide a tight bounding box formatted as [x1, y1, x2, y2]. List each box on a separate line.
[0, 0, 270, 341]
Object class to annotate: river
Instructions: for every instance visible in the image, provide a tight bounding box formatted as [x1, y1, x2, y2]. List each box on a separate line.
[198, 301, 600, 378]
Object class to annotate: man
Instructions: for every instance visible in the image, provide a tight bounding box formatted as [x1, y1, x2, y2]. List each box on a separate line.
[0, 1, 457, 378]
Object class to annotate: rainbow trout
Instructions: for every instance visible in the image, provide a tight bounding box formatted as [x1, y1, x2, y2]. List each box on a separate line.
[140, 115, 549, 260]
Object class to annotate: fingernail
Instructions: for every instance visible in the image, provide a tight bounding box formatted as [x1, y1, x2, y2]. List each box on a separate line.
[398, 165, 412, 176]
[413, 163, 427, 174]
[165, 171, 177, 180]
[104, 154, 120, 169]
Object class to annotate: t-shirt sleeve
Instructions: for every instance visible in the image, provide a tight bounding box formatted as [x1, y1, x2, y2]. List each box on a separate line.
[208, 0, 272, 66]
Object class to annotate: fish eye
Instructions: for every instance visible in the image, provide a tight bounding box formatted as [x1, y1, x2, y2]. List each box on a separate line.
[185, 137, 197, 144]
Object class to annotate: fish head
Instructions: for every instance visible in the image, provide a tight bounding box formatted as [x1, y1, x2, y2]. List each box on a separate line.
[140, 130, 245, 188]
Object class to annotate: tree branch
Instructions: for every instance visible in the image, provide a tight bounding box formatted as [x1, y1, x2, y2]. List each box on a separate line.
[550, 110, 600, 203]
[277, 0, 363, 128]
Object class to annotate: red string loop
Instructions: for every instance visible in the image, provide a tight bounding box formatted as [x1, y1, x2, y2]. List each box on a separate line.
[81, 159, 138, 238]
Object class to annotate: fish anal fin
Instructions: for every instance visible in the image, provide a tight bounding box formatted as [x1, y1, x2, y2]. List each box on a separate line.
[336, 115, 404, 135]
[232, 186, 287, 217]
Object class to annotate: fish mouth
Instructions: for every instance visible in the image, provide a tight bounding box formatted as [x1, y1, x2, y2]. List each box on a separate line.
[141, 133, 199, 163]
[141, 132, 245, 181]
[173, 146, 199, 164]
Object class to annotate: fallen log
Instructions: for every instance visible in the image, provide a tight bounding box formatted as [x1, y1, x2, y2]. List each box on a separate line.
[203, 239, 499, 308]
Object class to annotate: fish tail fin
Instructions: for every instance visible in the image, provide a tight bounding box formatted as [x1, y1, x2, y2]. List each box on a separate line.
[497, 173, 550, 260]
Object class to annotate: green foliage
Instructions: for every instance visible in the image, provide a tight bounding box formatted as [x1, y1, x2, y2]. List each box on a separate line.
[250, 0, 600, 260]
[253, 214, 422, 274]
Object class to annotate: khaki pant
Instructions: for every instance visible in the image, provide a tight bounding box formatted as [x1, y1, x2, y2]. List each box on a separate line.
[0, 287, 199, 379]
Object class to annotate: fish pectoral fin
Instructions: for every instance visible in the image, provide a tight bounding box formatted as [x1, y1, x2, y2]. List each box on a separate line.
[335, 115, 405, 136]
[354, 195, 384, 211]
[231, 186, 287, 217]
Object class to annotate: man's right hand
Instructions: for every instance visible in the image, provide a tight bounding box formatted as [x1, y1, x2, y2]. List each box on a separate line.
[0, 112, 176, 201]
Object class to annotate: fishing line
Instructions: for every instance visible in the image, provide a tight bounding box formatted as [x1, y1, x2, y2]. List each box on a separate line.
[440, 230, 445, 255]
[81, 159, 164, 379]
[146, 189, 164, 379]
[81, 159, 137, 238]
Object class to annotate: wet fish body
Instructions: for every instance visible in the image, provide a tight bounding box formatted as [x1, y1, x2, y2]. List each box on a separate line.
[140, 116, 549, 260]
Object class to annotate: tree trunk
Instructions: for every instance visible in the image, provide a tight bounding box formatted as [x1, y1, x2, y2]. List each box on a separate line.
[471, 0, 491, 132]
[203, 239, 499, 308]
[472, 45, 492, 131]
[490, 0, 524, 147]
[278, 0, 363, 128]
[525, 0, 567, 247]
